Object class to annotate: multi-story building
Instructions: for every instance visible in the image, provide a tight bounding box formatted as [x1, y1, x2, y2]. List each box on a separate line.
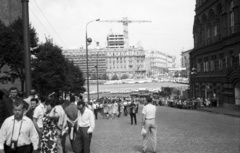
[107, 33, 124, 48]
[62, 49, 107, 79]
[191, 0, 240, 109]
[181, 49, 192, 77]
[105, 47, 146, 79]
[145, 50, 176, 76]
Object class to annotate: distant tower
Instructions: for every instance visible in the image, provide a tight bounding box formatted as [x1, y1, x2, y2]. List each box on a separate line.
[0, 0, 22, 25]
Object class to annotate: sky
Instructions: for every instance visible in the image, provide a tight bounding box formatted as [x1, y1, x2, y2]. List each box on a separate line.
[29, 0, 196, 64]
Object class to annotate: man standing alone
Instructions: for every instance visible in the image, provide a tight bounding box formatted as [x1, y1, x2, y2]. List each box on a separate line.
[142, 97, 157, 153]
[74, 100, 95, 153]
[129, 101, 137, 125]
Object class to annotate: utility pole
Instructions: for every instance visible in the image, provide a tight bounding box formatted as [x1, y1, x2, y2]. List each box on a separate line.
[22, 0, 31, 96]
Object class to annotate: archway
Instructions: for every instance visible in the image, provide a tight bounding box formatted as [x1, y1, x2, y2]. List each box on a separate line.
[235, 83, 240, 105]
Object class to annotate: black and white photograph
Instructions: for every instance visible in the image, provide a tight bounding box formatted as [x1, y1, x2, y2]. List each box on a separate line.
[0, 0, 240, 153]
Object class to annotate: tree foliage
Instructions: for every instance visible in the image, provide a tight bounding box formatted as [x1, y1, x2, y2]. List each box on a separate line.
[32, 41, 67, 95]
[120, 74, 128, 80]
[0, 18, 38, 91]
[101, 73, 109, 80]
[32, 41, 85, 96]
[111, 74, 119, 80]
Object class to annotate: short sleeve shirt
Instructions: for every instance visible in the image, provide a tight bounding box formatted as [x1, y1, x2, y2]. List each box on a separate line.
[142, 104, 156, 119]
[33, 103, 45, 128]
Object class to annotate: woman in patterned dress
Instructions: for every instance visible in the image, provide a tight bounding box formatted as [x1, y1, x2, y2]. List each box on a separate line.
[41, 99, 59, 153]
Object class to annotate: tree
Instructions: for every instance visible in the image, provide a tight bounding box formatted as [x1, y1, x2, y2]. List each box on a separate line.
[0, 18, 38, 91]
[101, 73, 109, 80]
[31, 41, 66, 96]
[91, 73, 97, 80]
[63, 60, 85, 95]
[111, 74, 119, 80]
[120, 74, 128, 80]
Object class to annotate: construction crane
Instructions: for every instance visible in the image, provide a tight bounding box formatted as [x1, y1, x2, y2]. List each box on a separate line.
[100, 17, 151, 48]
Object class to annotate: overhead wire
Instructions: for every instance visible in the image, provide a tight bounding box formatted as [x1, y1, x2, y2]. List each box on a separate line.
[29, 7, 52, 38]
[32, 0, 68, 47]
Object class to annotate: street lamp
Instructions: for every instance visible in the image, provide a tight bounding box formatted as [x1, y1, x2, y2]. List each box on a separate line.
[95, 48, 103, 99]
[191, 68, 197, 98]
[86, 19, 100, 103]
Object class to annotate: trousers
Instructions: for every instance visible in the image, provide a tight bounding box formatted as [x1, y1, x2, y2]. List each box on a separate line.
[143, 119, 157, 152]
[130, 113, 137, 125]
[73, 127, 92, 153]
[4, 144, 33, 153]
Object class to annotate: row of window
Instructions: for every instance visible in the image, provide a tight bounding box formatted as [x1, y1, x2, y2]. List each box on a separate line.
[196, 55, 240, 72]
[194, 1, 236, 47]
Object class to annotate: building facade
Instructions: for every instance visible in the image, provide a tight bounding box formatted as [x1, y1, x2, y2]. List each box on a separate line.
[107, 33, 124, 48]
[181, 49, 192, 78]
[191, 0, 240, 109]
[145, 50, 176, 77]
[105, 47, 146, 79]
[62, 49, 107, 79]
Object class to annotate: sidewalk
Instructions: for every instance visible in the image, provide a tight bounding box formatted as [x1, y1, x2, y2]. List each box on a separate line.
[198, 107, 240, 117]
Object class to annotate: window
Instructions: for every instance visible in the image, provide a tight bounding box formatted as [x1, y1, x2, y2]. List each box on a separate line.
[197, 63, 201, 72]
[206, 61, 209, 72]
[239, 53, 240, 66]
[230, 1, 235, 33]
[210, 61, 215, 71]
[207, 28, 210, 38]
[214, 25, 218, 36]
[203, 62, 206, 72]
[219, 59, 223, 70]
[225, 56, 228, 67]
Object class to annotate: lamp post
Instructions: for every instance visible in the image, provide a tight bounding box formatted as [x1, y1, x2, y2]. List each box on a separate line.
[95, 48, 103, 99]
[22, 0, 31, 96]
[191, 68, 197, 98]
[86, 19, 100, 103]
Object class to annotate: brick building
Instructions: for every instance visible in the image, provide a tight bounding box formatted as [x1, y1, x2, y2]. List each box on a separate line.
[190, 0, 240, 109]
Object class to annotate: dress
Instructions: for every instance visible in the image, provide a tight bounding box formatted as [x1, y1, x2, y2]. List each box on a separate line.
[41, 114, 58, 153]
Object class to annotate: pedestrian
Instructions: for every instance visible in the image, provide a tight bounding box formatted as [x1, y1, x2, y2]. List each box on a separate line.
[92, 102, 98, 120]
[26, 98, 38, 120]
[73, 100, 95, 153]
[53, 99, 67, 153]
[63, 96, 78, 153]
[0, 99, 39, 153]
[142, 97, 157, 153]
[41, 98, 59, 153]
[123, 100, 128, 116]
[112, 100, 118, 119]
[32, 95, 46, 151]
[129, 101, 137, 125]
[3, 87, 28, 118]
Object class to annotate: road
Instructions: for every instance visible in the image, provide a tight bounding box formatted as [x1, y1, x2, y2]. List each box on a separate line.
[65, 106, 240, 153]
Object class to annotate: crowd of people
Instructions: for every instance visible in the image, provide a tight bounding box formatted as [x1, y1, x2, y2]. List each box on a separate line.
[0, 87, 157, 153]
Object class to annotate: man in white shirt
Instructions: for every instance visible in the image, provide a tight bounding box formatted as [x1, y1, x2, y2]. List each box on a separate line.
[33, 96, 45, 136]
[0, 99, 39, 153]
[142, 97, 157, 153]
[73, 100, 95, 153]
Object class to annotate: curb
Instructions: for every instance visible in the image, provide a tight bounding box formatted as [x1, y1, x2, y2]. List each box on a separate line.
[197, 109, 240, 118]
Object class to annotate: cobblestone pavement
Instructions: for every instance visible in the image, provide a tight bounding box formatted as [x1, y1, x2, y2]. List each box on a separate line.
[66, 106, 240, 153]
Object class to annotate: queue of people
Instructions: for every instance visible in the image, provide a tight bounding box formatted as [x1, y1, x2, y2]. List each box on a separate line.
[0, 87, 95, 153]
[0, 87, 158, 153]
